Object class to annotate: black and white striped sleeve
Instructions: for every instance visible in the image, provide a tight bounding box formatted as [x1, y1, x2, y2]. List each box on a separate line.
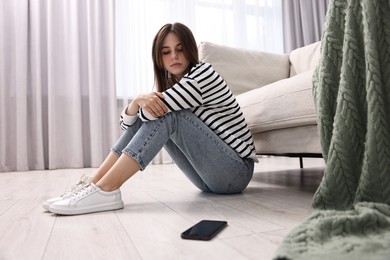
[138, 64, 214, 121]
[119, 107, 138, 130]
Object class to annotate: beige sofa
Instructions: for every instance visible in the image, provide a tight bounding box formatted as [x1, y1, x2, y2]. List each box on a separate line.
[198, 41, 323, 167]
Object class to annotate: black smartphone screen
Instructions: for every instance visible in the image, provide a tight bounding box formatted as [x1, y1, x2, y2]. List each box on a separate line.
[181, 220, 227, 241]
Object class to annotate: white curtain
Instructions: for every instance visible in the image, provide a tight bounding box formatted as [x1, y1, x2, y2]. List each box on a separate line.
[115, 0, 283, 100]
[0, 0, 117, 172]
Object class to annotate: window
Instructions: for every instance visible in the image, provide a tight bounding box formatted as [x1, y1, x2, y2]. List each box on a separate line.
[115, 0, 283, 99]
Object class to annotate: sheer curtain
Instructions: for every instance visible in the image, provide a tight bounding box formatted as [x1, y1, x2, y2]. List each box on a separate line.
[0, 0, 117, 172]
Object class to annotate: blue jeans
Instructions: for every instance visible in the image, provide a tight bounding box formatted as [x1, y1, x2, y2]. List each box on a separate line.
[111, 110, 254, 194]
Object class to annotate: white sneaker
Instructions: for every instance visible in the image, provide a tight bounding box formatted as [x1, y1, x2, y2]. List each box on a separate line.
[48, 183, 124, 215]
[42, 175, 92, 211]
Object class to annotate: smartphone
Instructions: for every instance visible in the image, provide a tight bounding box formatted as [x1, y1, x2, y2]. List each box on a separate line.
[181, 220, 228, 241]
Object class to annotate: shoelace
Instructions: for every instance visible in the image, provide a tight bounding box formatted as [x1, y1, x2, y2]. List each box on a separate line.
[71, 184, 97, 202]
[61, 175, 92, 197]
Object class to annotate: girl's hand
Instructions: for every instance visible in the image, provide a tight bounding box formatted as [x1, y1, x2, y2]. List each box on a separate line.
[129, 92, 168, 117]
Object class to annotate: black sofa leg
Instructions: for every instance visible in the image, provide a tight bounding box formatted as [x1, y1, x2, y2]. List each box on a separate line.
[299, 157, 303, 169]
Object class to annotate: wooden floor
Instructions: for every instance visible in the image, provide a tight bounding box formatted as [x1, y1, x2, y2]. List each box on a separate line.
[0, 156, 325, 260]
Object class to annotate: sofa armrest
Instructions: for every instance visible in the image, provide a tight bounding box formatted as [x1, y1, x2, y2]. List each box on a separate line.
[198, 41, 290, 95]
[289, 41, 321, 76]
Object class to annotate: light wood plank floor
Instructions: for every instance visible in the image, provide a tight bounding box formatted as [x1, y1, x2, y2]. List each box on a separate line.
[0, 156, 325, 260]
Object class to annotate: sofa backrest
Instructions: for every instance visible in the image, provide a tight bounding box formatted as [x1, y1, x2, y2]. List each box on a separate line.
[198, 41, 290, 96]
[289, 41, 321, 76]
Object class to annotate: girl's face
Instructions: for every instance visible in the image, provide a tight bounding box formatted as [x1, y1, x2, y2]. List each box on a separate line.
[161, 32, 190, 80]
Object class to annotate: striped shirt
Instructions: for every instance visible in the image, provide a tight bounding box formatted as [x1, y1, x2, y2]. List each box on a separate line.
[120, 62, 257, 161]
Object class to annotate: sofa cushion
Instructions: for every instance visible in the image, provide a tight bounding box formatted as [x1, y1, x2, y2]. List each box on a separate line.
[236, 69, 317, 133]
[289, 41, 321, 76]
[198, 41, 290, 95]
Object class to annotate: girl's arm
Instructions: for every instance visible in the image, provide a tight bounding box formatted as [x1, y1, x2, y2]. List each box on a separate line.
[139, 63, 218, 121]
[138, 79, 202, 121]
[128, 92, 167, 117]
[120, 92, 168, 130]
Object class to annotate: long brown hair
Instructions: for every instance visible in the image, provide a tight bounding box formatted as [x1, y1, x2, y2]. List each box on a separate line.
[152, 23, 199, 92]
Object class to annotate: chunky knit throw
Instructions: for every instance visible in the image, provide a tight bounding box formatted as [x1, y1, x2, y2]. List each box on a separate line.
[274, 0, 390, 259]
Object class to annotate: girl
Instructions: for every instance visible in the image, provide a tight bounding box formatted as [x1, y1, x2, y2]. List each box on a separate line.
[44, 23, 257, 215]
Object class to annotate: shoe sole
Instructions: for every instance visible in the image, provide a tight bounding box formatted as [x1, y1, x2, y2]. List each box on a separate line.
[43, 199, 61, 211]
[43, 197, 65, 211]
[42, 203, 50, 211]
[49, 201, 124, 215]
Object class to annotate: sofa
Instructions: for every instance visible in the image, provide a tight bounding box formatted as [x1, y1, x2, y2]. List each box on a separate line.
[198, 41, 323, 167]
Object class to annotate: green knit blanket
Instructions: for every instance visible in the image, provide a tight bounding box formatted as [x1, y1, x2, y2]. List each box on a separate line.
[274, 0, 390, 259]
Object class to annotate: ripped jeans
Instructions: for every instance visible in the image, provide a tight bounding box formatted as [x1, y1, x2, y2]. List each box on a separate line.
[111, 110, 254, 194]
